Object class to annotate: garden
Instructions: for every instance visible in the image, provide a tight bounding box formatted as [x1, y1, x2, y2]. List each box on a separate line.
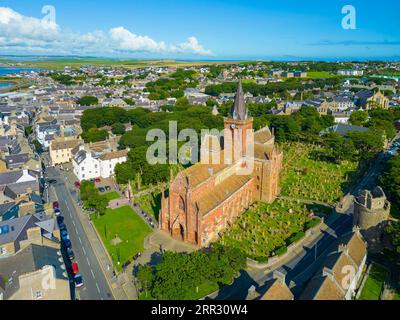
[219, 199, 322, 262]
[280, 142, 359, 204]
[93, 205, 153, 271]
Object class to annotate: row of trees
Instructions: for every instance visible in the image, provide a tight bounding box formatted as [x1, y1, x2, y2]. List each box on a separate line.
[136, 244, 246, 300]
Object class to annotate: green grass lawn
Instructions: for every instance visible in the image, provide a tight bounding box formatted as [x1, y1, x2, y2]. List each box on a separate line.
[93, 206, 153, 272]
[280, 142, 358, 204]
[219, 199, 319, 261]
[359, 264, 388, 300]
[102, 191, 121, 202]
[306, 71, 337, 79]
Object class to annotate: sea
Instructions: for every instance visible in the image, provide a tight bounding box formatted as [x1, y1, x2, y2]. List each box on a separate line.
[0, 67, 41, 76]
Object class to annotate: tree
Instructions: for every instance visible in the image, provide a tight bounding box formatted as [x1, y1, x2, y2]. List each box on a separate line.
[348, 130, 384, 162]
[76, 95, 99, 106]
[25, 125, 32, 136]
[81, 128, 109, 143]
[323, 132, 356, 162]
[380, 155, 400, 210]
[349, 110, 368, 126]
[368, 119, 396, 140]
[123, 98, 135, 106]
[386, 222, 400, 254]
[137, 265, 154, 297]
[112, 123, 126, 135]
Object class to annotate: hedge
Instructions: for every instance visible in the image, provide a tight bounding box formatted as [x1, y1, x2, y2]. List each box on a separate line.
[253, 256, 269, 263]
[286, 231, 305, 245]
[275, 246, 288, 256]
[304, 218, 321, 231]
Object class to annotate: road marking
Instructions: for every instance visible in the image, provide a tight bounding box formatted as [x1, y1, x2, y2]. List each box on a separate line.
[82, 247, 86, 255]
[96, 283, 101, 294]
[72, 220, 76, 227]
[78, 237, 82, 245]
[86, 257, 91, 266]
[91, 269, 95, 278]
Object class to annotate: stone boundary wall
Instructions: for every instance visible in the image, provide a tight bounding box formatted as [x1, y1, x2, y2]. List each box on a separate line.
[246, 217, 325, 269]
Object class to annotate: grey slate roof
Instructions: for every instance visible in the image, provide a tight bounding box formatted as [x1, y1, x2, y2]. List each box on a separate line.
[321, 124, 370, 136]
[5, 153, 30, 167]
[0, 244, 66, 299]
[0, 214, 38, 245]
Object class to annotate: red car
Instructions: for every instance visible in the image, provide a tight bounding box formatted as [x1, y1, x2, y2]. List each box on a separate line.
[71, 263, 79, 275]
[94, 178, 101, 183]
[52, 201, 59, 209]
[74, 181, 81, 188]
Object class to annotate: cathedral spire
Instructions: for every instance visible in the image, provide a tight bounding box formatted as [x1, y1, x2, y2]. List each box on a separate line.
[231, 79, 248, 120]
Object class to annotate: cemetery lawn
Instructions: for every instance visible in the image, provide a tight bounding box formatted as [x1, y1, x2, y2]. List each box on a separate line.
[93, 206, 153, 271]
[280, 142, 359, 204]
[219, 199, 322, 261]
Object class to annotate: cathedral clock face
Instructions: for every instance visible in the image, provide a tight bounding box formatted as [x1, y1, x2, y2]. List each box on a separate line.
[231, 124, 236, 129]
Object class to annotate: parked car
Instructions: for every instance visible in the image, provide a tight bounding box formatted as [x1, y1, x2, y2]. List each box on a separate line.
[57, 216, 64, 225]
[74, 181, 81, 189]
[52, 201, 59, 209]
[105, 186, 111, 191]
[98, 187, 106, 193]
[95, 178, 101, 183]
[71, 263, 79, 275]
[47, 179, 57, 184]
[59, 222, 67, 231]
[67, 248, 75, 260]
[63, 239, 72, 249]
[54, 208, 61, 216]
[74, 274, 84, 288]
[61, 230, 69, 241]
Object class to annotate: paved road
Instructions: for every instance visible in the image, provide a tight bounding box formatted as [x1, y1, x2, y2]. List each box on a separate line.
[210, 213, 353, 300]
[48, 167, 113, 300]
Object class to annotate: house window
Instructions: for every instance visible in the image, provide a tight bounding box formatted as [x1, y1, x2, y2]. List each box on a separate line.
[36, 291, 42, 300]
[81, 167, 85, 171]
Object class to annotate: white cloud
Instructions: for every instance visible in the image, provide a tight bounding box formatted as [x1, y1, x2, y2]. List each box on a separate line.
[0, 7, 212, 56]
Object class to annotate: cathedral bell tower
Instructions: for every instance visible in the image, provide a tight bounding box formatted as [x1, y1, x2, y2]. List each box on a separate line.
[224, 80, 254, 161]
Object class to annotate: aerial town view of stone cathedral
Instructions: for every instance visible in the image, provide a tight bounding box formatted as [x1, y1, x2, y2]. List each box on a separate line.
[1, 0, 400, 312]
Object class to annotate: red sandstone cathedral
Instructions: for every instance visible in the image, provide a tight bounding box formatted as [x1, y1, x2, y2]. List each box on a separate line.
[160, 81, 283, 247]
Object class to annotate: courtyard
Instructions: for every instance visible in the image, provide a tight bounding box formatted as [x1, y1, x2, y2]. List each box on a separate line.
[93, 205, 153, 271]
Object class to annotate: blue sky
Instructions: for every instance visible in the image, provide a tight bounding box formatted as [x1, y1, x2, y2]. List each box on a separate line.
[1, 0, 399, 60]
